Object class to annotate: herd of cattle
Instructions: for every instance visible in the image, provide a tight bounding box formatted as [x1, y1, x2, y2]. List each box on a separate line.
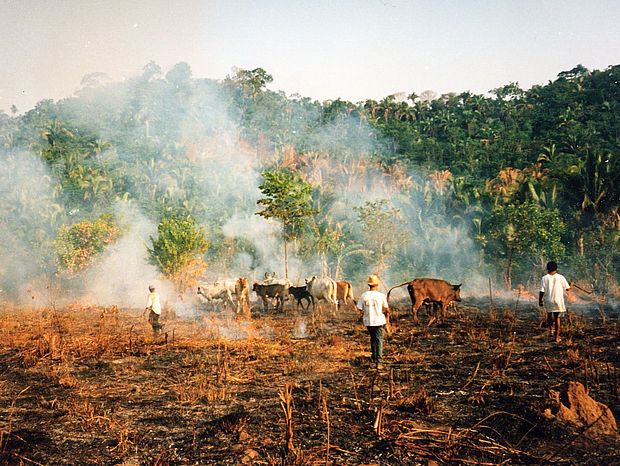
[197, 274, 462, 324]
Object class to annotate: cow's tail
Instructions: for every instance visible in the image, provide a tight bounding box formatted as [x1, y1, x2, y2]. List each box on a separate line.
[386, 281, 411, 304]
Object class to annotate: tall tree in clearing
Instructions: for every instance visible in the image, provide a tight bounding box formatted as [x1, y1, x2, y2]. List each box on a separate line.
[256, 169, 314, 279]
[486, 201, 566, 288]
[147, 214, 209, 295]
[354, 199, 410, 276]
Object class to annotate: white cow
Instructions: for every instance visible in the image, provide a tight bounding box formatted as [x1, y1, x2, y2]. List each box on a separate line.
[305, 276, 338, 313]
[197, 280, 238, 311]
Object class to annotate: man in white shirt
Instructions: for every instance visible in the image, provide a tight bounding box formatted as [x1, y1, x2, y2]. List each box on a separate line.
[145, 285, 162, 334]
[357, 275, 390, 369]
[539, 261, 571, 343]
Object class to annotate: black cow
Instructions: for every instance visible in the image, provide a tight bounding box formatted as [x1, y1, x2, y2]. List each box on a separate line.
[252, 282, 288, 313]
[288, 285, 314, 311]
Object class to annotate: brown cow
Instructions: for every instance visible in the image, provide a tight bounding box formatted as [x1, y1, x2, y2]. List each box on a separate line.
[388, 278, 461, 325]
[235, 277, 250, 318]
[336, 281, 354, 309]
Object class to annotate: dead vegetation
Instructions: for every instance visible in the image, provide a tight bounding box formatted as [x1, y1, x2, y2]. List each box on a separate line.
[0, 300, 618, 465]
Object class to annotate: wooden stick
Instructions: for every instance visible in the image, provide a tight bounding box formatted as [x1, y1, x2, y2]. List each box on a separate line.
[543, 356, 555, 373]
[461, 361, 481, 390]
[572, 283, 593, 294]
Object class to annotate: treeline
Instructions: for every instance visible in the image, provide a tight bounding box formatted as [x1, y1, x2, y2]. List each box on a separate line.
[0, 62, 618, 298]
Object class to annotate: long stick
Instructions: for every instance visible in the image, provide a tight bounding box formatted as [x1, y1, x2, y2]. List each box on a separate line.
[572, 283, 593, 294]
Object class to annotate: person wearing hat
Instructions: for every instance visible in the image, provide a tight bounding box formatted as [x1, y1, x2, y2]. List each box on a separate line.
[357, 274, 390, 369]
[145, 285, 162, 335]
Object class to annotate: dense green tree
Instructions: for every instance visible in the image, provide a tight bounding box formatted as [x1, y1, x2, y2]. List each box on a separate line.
[485, 201, 566, 288]
[147, 214, 209, 294]
[256, 169, 314, 278]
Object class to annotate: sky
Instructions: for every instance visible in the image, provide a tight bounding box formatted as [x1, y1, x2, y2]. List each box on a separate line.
[1, 0, 619, 113]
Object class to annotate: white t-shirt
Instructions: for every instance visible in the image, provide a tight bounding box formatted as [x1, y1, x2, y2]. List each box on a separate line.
[540, 273, 570, 312]
[146, 291, 162, 315]
[357, 290, 388, 326]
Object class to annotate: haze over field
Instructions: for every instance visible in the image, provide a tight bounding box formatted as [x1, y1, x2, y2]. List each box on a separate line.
[0, 1, 618, 309]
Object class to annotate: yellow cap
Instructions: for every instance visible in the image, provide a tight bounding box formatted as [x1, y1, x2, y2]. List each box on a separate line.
[367, 275, 380, 286]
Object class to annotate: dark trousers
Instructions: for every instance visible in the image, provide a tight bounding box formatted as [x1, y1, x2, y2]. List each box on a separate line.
[366, 325, 385, 362]
[149, 311, 161, 333]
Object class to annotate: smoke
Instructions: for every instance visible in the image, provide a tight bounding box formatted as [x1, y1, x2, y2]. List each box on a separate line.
[83, 201, 174, 308]
[0, 63, 488, 312]
[0, 150, 61, 303]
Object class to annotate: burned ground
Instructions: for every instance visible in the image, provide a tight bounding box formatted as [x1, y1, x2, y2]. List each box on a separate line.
[0, 299, 618, 465]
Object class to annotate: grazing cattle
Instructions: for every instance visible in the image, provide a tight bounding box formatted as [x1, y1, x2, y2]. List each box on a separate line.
[306, 276, 338, 312]
[235, 277, 251, 317]
[261, 272, 291, 288]
[288, 285, 314, 310]
[252, 282, 289, 313]
[387, 278, 461, 325]
[336, 281, 355, 308]
[197, 280, 238, 310]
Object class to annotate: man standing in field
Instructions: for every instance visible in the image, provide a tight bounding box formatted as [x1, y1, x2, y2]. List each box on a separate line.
[145, 285, 162, 335]
[357, 275, 390, 369]
[539, 261, 571, 343]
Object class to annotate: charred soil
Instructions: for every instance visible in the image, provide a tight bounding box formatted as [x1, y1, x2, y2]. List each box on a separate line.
[0, 300, 618, 465]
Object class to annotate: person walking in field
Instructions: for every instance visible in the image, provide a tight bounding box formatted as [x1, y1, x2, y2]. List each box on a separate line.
[145, 285, 162, 335]
[357, 275, 390, 369]
[539, 261, 571, 343]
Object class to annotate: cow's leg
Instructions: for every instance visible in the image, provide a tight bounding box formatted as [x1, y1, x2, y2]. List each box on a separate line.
[407, 285, 420, 324]
[411, 302, 423, 324]
[331, 288, 338, 316]
[426, 302, 439, 327]
[440, 301, 448, 321]
[262, 297, 269, 314]
[209, 298, 217, 313]
[226, 291, 236, 311]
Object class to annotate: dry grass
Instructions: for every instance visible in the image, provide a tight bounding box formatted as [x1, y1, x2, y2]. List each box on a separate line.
[0, 301, 617, 465]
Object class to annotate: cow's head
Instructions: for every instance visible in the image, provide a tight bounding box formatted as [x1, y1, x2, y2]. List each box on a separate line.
[237, 277, 248, 289]
[305, 276, 317, 285]
[452, 284, 462, 302]
[252, 282, 258, 292]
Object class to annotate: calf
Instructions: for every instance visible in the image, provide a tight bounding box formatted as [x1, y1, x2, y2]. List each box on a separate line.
[252, 282, 288, 313]
[288, 285, 314, 311]
[388, 278, 461, 325]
